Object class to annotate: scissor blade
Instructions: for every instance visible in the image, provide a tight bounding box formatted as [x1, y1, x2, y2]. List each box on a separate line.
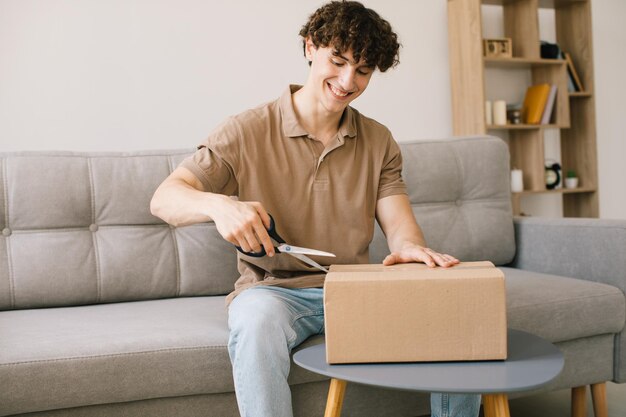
[277, 244, 336, 257]
[287, 253, 329, 274]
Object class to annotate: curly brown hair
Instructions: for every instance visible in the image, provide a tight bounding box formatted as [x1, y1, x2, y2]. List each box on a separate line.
[299, 1, 400, 72]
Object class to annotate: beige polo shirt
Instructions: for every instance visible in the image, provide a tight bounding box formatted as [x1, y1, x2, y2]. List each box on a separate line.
[181, 85, 407, 304]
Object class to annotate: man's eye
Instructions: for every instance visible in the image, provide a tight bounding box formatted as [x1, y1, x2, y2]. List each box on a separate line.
[358, 69, 371, 75]
[331, 60, 344, 66]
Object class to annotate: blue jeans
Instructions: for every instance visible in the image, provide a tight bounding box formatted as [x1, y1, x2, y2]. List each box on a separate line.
[228, 286, 481, 417]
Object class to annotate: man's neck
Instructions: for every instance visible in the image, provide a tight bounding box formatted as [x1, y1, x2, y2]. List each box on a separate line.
[292, 85, 343, 147]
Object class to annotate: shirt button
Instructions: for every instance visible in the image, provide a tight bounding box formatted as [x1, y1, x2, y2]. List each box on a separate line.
[2, 228, 11, 237]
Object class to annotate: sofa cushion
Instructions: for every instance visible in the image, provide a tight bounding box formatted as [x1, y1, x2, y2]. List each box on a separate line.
[0, 297, 326, 416]
[1, 271, 623, 416]
[502, 267, 626, 342]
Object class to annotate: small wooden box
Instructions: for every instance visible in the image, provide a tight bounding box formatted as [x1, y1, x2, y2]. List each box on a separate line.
[483, 38, 512, 58]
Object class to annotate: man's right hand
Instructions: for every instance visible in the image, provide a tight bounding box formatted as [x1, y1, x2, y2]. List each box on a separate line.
[210, 197, 275, 257]
[151, 166, 275, 257]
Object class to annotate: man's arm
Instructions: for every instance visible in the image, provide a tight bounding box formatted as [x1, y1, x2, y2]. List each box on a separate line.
[150, 166, 275, 256]
[375, 194, 459, 267]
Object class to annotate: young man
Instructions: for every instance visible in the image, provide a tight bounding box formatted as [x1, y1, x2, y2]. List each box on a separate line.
[151, 2, 480, 416]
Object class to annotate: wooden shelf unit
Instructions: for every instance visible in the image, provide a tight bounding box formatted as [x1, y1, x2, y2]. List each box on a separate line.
[447, 0, 599, 217]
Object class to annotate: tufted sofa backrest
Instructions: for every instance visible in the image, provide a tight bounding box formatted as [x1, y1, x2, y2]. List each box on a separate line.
[0, 136, 515, 311]
[0, 150, 237, 311]
[370, 136, 516, 265]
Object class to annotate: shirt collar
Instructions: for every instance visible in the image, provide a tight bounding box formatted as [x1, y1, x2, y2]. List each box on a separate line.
[280, 84, 357, 139]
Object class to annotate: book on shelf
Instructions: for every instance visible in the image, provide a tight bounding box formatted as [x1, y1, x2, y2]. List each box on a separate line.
[522, 83, 551, 124]
[563, 52, 584, 92]
[540, 85, 558, 125]
[565, 68, 577, 92]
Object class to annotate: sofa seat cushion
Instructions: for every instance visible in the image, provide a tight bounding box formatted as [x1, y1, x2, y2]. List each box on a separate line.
[502, 267, 626, 342]
[0, 297, 325, 416]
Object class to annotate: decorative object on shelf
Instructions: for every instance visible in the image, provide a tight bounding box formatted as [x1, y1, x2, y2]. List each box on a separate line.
[493, 100, 507, 125]
[540, 41, 562, 59]
[507, 106, 522, 124]
[511, 169, 524, 193]
[545, 161, 562, 190]
[485, 100, 493, 125]
[483, 38, 512, 58]
[565, 170, 579, 189]
[522, 84, 551, 124]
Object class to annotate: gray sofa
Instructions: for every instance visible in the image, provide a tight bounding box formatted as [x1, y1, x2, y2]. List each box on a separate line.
[1, 135, 624, 417]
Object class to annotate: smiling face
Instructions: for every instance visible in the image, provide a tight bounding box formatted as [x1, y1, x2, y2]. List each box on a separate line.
[304, 38, 375, 115]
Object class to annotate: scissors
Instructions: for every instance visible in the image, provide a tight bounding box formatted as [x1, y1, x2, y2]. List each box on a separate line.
[235, 214, 335, 273]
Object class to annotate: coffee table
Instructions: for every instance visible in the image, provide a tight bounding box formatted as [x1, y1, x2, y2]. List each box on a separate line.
[293, 329, 564, 417]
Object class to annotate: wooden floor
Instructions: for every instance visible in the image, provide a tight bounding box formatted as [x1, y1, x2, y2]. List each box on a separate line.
[506, 383, 626, 417]
[422, 383, 626, 417]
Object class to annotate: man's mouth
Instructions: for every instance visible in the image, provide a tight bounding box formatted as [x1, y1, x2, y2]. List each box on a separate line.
[327, 83, 352, 99]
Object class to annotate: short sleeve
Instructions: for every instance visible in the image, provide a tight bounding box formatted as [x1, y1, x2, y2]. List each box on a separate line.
[179, 117, 241, 196]
[377, 134, 407, 200]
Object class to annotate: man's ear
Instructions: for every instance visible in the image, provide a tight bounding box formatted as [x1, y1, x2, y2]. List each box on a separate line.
[304, 37, 317, 61]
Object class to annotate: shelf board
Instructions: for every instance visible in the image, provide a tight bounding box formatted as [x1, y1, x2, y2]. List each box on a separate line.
[512, 187, 596, 196]
[569, 91, 592, 98]
[482, 0, 588, 9]
[487, 124, 562, 130]
[484, 57, 565, 67]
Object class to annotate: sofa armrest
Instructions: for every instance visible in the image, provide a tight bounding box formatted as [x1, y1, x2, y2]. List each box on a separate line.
[510, 216, 626, 289]
[510, 216, 626, 382]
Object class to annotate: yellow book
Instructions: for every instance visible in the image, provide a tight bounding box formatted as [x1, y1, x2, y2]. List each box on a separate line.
[522, 84, 551, 124]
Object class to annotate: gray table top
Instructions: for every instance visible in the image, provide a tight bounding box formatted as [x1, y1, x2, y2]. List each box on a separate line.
[293, 329, 564, 394]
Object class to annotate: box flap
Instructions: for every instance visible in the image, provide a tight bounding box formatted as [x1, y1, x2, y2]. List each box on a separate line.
[329, 261, 495, 273]
[326, 262, 502, 283]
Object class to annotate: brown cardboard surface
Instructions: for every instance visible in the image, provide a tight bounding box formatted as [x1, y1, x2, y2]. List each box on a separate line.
[324, 262, 507, 364]
[328, 260, 496, 273]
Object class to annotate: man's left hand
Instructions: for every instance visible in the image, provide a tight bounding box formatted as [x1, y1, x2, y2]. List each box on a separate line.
[382, 245, 460, 268]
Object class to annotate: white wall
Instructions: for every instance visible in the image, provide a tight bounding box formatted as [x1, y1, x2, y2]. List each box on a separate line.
[593, 1, 626, 220]
[0, 0, 452, 151]
[0, 0, 624, 219]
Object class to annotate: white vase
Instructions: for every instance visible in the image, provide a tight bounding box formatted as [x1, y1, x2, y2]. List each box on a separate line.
[565, 177, 579, 189]
[511, 169, 524, 192]
[493, 100, 507, 125]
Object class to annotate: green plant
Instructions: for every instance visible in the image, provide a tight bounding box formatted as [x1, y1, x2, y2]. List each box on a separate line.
[566, 169, 577, 178]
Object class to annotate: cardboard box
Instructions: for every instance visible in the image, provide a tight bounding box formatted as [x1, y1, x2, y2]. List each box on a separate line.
[324, 261, 507, 364]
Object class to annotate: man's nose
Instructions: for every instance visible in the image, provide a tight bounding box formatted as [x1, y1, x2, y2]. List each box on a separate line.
[338, 67, 356, 91]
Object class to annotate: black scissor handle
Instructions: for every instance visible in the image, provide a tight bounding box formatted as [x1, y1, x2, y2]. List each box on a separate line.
[235, 214, 283, 257]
